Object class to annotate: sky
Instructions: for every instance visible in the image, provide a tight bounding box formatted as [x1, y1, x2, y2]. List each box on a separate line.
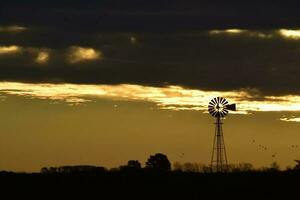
[1, 1, 300, 172]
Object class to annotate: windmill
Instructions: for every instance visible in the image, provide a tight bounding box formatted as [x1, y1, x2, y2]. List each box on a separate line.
[208, 97, 236, 172]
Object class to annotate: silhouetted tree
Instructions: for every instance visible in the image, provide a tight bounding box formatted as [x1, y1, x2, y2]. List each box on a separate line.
[267, 162, 280, 172]
[145, 153, 171, 171]
[293, 160, 300, 171]
[127, 160, 141, 168]
[228, 163, 254, 172]
[173, 162, 210, 173]
[40, 167, 49, 173]
[173, 162, 183, 171]
[183, 162, 200, 172]
[40, 165, 106, 174]
[119, 160, 142, 171]
[201, 165, 211, 173]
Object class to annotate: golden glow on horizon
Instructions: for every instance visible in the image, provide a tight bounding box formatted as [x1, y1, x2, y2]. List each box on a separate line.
[0, 45, 21, 55]
[130, 36, 137, 44]
[0, 25, 27, 32]
[256, 33, 273, 39]
[278, 29, 300, 39]
[1, 82, 300, 114]
[208, 29, 300, 40]
[279, 117, 300, 122]
[36, 51, 49, 64]
[209, 29, 245, 34]
[68, 46, 102, 63]
[208, 29, 272, 39]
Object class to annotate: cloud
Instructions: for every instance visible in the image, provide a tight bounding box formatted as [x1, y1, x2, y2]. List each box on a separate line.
[208, 29, 299, 40]
[2, 18, 300, 97]
[67, 46, 102, 63]
[1, 81, 300, 113]
[3, 1, 300, 32]
[0, 25, 27, 32]
[35, 51, 49, 64]
[208, 28, 300, 41]
[279, 117, 300, 123]
[278, 29, 300, 40]
[209, 29, 246, 35]
[0, 46, 53, 64]
[0, 45, 22, 55]
[1, 2, 300, 111]
[1, 29, 300, 97]
[130, 36, 137, 44]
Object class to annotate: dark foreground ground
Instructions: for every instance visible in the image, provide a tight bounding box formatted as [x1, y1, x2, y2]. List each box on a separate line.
[1, 170, 300, 199]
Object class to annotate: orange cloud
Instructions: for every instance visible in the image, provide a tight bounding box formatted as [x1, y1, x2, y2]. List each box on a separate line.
[1, 82, 300, 113]
[68, 46, 102, 63]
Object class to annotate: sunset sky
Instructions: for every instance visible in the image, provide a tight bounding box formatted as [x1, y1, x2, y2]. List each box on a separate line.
[1, 1, 300, 172]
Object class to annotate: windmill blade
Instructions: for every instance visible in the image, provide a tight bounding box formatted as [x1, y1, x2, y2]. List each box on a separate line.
[208, 106, 215, 111]
[225, 104, 236, 111]
[208, 109, 215, 114]
[209, 102, 215, 106]
[208, 105, 214, 109]
[221, 110, 228, 117]
[220, 112, 224, 118]
[211, 109, 218, 115]
[212, 98, 217, 104]
[220, 97, 226, 105]
[209, 108, 216, 114]
[223, 109, 229, 115]
[213, 97, 218, 104]
[217, 97, 220, 104]
[212, 111, 218, 117]
[208, 108, 215, 113]
[213, 112, 218, 118]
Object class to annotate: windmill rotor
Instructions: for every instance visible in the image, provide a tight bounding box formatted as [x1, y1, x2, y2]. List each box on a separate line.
[208, 97, 236, 118]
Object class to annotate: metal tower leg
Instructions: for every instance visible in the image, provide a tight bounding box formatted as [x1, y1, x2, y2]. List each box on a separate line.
[210, 117, 228, 172]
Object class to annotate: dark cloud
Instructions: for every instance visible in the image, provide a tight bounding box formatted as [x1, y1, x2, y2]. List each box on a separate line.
[0, 1, 300, 95]
[2, 1, 300, 31]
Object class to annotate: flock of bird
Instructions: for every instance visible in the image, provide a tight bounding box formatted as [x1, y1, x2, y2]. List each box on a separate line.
[177, 139, 299, 160]
[251, 139, 299, 159]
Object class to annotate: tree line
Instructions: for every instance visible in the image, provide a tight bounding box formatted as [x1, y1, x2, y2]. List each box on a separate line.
[39, 153, 300, 174]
